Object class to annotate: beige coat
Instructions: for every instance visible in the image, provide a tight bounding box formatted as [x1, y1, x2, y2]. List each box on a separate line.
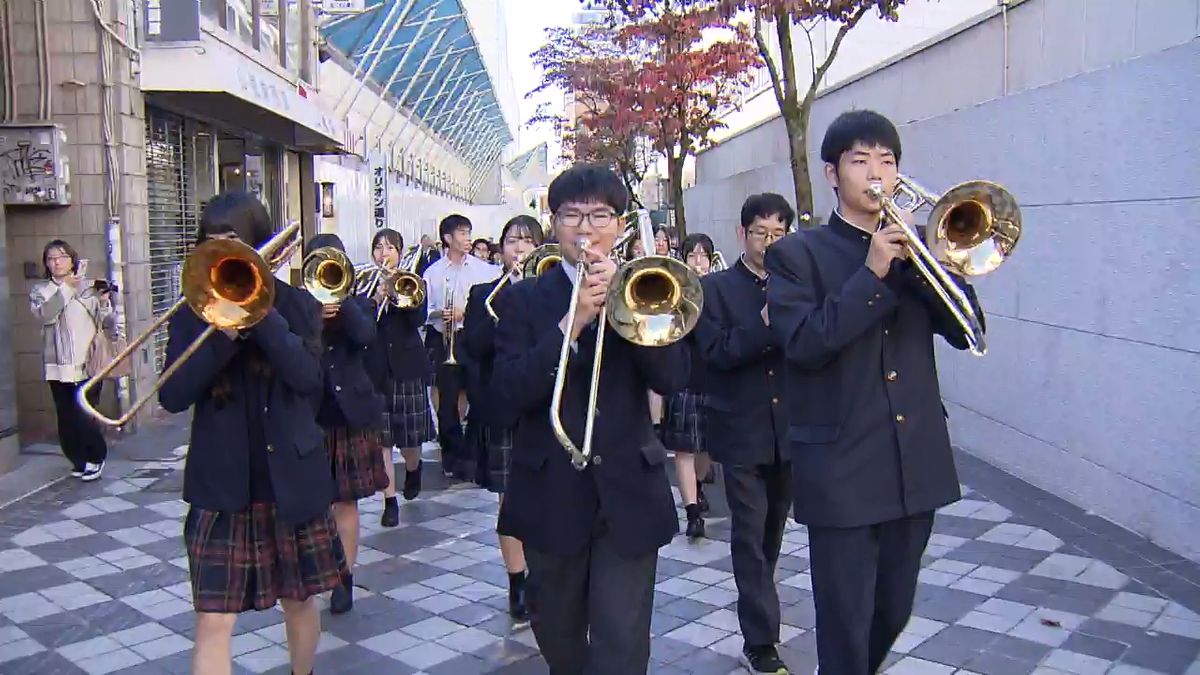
[29, 280, 114, 383]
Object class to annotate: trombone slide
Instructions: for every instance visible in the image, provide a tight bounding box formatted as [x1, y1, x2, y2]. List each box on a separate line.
[77, 221, 302, 428]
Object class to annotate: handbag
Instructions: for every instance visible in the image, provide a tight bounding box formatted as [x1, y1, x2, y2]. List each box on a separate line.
[85, 301, 130, 379]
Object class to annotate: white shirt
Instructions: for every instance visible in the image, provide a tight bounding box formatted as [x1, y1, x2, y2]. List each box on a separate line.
[422, 254, 501, 334]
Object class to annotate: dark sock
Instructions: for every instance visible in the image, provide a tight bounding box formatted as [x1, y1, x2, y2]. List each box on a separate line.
[343, 572, 354, 589]
[508, 570, 526, 589]
[685, 503, 701, 520]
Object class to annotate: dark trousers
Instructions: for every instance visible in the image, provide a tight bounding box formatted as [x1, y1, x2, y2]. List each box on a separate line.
[808, 511, 935, 674]
[47, 380, 108, 469]
[525, 524, 658, 674]
[425, 332, 464, 471]
[724, 458, 792, 648]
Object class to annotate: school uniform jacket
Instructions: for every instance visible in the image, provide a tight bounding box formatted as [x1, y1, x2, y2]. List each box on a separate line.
[363, 294, 431, 391]
[461, 278, 503, 428]
[492, 265, 690, 559]
[318, 295, 384, 430]
[158, 282, 332, 525]
[764, 212, 984, 529]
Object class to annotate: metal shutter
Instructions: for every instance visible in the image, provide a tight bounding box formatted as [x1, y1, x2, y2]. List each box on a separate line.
[145, 108, 196, 371]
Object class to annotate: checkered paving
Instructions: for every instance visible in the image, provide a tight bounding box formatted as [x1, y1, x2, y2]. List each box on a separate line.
[1, 442, 1199, 674]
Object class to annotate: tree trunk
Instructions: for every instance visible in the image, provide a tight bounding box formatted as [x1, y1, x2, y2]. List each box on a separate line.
[666, 150, 687, 237]
[781, 104, 814, 225]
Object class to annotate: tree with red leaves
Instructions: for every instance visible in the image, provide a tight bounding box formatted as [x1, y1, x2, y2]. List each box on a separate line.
[604, 1, 905, 224]
[533, 5, 760, 235]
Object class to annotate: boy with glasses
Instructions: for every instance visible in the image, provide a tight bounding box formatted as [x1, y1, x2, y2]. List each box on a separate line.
[695, 192, 795, 674]
[493, 164, 690, 674]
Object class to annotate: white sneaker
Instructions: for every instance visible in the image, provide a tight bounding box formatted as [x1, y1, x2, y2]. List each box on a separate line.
[70, 467, 85, 478]
[81, 462, 104, 482]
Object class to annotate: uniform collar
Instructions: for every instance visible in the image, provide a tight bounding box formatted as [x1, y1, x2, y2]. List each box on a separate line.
[829, 209, 875, 246]
[734, 256, 767, 286]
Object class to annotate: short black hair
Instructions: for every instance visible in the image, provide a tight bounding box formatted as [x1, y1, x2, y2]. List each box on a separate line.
[500, 215, 545, 246]
[740, 193, 796, 229]
[42, 239, 80, 278]
[439, 214, 472, 246]
[547, 164, 628, 215]
[681, 233, 714, 258]
[198, 192, 275, 248]
[372, 228, 403, 252]
[820, 109, 902, 166]
[304, 233, 345, 257]
[472, 237, 491, 250]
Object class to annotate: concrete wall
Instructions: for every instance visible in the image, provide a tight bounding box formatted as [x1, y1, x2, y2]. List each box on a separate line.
[3, 0, 150, 443]
[683, 0, 1200, 560]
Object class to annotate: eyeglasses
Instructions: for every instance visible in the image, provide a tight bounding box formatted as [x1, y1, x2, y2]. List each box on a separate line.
[555, 210, 619, 229]
[746, 229, 785, 243]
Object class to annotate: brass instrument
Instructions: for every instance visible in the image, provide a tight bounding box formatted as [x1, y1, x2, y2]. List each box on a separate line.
[484, 243, 562, 322]
[869, 174, 1022, 356]
[356, 244, 427, 320]
[550, 220, 703, 470]
[711, 251, 728, 272]
[302, 246, 355, 305]
[442, 274, 459, 365]
[77, 221, 302, 427]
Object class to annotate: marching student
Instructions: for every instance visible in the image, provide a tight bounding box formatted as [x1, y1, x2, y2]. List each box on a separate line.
[365, 228, 432, 526]
[462, 214, 545, 623]
[306, 234, 389, 616]
[493, 164, 690, 674]
[158, 192, 344, 675]
[765, 109, 984, 673]
[421, 215, 500, 479]
[663, 232, 716, 540]
[695, 193, 794, 674]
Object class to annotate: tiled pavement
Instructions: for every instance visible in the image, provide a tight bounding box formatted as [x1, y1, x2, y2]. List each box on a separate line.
[1, 428, 1200, 674]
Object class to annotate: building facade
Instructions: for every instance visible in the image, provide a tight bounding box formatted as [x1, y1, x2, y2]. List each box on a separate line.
[0, 0, 519, 461]
[684, 0, 1200, 560]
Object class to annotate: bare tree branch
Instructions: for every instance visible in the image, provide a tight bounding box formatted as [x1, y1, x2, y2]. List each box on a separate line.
[807, 4, 870, 103]
[753, 13, 786, 112]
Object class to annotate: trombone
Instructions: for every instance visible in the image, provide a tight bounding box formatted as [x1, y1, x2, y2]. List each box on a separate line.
[356, 245, 427, 320]
[484, 243, 562, 322]
[302, 246, 355, 305]
[550, 219, 703, 470]
[711, 251, 728, 272]
[77, 221, 302, 428]
[869, 174, 1022, 356]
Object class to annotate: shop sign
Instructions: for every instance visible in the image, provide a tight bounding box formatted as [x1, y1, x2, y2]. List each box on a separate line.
[369, 151, 388, 230]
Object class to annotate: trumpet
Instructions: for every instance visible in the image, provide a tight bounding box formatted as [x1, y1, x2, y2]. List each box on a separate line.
[77, 221, 302, 427]
[869, 174, 1022, 356]
[442, 275, 458, 366]
[550, 220, 703, 470]
[484, 243, 562, 322]
[302, 246, 355, 305]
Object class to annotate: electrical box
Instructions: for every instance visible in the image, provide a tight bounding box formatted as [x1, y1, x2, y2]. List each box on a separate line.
[0, 123, 71, 206]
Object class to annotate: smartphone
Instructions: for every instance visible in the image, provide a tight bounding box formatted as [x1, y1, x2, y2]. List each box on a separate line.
[77, 258, 89, 278]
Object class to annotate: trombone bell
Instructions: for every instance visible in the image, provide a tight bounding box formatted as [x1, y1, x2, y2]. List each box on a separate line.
[926, 180, 1021, 277]
[607, 256, 703, 347]
[183, 239, 276, 330]
[302, 246, 355, 305]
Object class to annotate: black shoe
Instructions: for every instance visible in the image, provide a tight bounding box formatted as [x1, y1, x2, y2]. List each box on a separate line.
[330, 575, 353, 615]
[381, 496, 399, 527]
[743, 645, 789, 674]
[684, 504, 705, 539]
[402, 461, 423, 500]
[508, 571, 529, 624]
[697, 482, 710, 514]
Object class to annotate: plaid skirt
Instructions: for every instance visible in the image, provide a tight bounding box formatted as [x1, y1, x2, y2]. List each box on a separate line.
[662, 390, 707, 454]
[183, 503, 347, 613]
[379, 376, 434, 449]
[482, 426, 513, 495]
[327, 426, 390, 503]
